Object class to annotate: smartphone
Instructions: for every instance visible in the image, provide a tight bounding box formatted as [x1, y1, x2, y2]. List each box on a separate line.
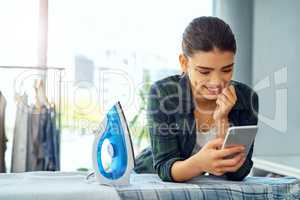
[221, 125, 258, 159]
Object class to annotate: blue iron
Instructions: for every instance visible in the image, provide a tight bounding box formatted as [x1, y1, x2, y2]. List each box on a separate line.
[92, 102, 135, 185]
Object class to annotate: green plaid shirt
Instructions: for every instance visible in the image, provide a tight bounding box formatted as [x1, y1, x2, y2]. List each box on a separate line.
[134, 74, 259, 182]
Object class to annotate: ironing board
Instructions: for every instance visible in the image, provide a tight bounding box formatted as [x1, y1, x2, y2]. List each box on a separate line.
[0, 171, 299, 200]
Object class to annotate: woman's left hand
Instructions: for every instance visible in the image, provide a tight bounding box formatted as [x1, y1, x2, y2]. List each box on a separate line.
[213, 84, 237, 121]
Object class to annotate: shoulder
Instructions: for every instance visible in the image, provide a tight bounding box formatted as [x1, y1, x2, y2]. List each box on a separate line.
[149, 74, 181, 97]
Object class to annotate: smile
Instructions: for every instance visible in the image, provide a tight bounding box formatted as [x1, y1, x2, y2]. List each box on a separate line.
[205, 86, 221, 95]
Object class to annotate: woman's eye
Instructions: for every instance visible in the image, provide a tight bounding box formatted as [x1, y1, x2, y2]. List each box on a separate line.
[195, 69, 210, 75]
[222, 69, 232, 73]
[200, 72, 210, 75]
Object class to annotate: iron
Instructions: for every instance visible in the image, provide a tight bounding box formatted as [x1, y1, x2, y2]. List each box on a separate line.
[92, 102, 135, 185]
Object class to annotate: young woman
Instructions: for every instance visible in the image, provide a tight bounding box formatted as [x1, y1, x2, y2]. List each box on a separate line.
[134, 16, 259, 182]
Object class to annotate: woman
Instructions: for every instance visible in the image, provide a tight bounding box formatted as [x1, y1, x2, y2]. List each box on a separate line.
[134, 16, 259, 182]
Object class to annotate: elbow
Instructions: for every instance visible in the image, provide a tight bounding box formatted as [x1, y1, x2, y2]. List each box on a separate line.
[155, 164, 173, 182]
[154, 157, 184, 182]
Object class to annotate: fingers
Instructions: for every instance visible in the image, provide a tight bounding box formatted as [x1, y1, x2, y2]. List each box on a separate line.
[222, 87, 234, 101]
[210, 153, 246, 175]
[220, 93, 234, 106]
[218, 155, 246, 173]
[215, 145, 245, 159]
[206, 138, 224, 149]
[214, 152, 245, 168]
[219, 86, 236, 105]
[229, 85, 237, 99]
[214, 84, 236, 121]
[225, 85, 236, 100]
[216, 95, 230, 112]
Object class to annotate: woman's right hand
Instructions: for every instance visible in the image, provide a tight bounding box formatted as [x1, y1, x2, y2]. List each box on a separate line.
[191, 138, 246, 176]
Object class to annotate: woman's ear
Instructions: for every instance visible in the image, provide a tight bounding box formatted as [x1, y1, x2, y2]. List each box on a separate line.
[179, 54, 188, 73]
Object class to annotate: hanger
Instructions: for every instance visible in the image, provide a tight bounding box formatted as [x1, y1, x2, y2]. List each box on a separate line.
[14, 79, 28, 105]
[34, 79, 50, 109]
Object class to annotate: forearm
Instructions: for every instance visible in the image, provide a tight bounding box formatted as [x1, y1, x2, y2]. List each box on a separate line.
[171, 119, 229, 182]
[171, 155, 204, 182]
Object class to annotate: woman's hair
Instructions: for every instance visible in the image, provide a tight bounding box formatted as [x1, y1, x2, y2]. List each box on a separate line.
[182, 16, 236, 57]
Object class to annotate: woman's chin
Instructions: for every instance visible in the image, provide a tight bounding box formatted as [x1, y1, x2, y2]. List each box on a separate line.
[202, 94, 218, 101]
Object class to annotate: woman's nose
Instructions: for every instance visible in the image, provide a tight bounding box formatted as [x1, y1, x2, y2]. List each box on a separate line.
[208, 73, 222, 87]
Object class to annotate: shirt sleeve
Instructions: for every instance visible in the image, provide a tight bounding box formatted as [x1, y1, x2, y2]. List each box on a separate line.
[147, 84, 184, 182]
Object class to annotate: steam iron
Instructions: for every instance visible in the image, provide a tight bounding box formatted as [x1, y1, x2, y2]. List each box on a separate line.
[92, 102, 135, 185]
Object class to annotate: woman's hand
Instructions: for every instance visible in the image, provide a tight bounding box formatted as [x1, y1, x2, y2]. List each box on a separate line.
[211, 84, 237, 138]
[213, 85, 237, 121]
[192, 138, 246, 176]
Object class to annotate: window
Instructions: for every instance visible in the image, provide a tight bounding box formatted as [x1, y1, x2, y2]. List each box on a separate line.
[48, 0, 212, 171]
[0, 0, 39, 66]
[0, 0, 213, 171]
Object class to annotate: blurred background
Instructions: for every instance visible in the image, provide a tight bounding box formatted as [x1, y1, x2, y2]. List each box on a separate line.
[0, 0, 299, 178]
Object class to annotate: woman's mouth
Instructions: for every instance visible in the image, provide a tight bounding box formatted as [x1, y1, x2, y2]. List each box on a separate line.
[205, 86, 222, 95]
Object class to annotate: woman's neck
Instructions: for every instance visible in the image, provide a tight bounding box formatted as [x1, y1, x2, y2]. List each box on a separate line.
[193, 96, 217, 114]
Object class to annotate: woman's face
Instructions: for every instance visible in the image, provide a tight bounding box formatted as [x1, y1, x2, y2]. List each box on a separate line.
[180, 48, 234, 101]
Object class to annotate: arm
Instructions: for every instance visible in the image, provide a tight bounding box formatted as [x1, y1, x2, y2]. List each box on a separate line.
[171, 155, 204, 182]
[225, 91, 259, 181]
[148, 84, 214, 182]
[148, 83, 253, 182]
[147, 84, 185, 182]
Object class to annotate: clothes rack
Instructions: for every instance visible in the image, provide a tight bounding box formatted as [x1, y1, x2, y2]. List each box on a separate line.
[0, 66, 65, 130]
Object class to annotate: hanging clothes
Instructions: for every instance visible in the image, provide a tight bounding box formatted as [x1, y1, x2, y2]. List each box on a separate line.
[26, 105, 60, 171]
[12, 103, 60, 172]
[51, 106, 60, 171]
[11, 81, 61, 172]
[46, 105, 60, 171]
[11, 94, 29, 172]
[0, 91, 7, 173]
[35, 105, 60, 171]
[26, 106, 41, 171]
